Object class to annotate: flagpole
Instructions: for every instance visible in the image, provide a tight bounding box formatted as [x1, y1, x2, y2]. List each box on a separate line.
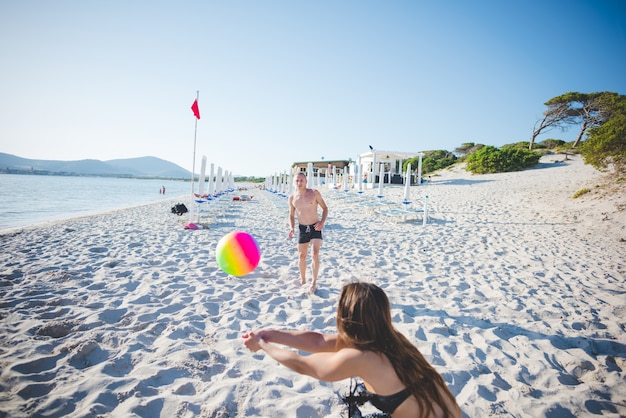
[190, 90, 199, 224]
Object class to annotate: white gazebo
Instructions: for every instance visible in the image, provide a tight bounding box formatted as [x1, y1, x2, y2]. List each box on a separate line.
[356, 150, 423, 189]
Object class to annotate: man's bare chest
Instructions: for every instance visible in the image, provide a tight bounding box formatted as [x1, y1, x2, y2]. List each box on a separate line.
[293, 192, 316, 208]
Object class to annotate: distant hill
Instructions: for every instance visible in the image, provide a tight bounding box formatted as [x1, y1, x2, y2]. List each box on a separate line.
[0, 153, 191, 179]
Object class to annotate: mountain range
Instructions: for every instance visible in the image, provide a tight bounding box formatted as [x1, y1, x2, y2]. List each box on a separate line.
[0, 152, 191, 179]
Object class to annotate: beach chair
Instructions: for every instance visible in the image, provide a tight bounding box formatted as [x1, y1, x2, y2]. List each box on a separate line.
[376, 207, 421, 223]
[376, 196, 430, 224]
[359, 196, 392, 213]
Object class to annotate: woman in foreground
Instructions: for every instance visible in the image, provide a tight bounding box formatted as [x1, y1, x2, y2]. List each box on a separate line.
[242, 282, 462, 418]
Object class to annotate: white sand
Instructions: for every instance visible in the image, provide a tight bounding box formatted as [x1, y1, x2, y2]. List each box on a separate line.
[1, 154, 624, 417]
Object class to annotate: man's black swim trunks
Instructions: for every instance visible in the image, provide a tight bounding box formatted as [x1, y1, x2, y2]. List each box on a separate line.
[298, 223, 322, 244]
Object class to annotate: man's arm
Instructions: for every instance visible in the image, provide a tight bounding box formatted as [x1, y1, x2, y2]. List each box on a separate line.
[315, 191, 328, 229]
[288, 195, 296, 237]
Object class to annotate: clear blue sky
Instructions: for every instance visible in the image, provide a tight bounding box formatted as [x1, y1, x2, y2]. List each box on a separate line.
[1, 0, 624, 176]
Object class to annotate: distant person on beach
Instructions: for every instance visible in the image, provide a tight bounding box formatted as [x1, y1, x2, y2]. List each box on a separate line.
[243, 282, 462, 418]
[288, 172, 328, 293]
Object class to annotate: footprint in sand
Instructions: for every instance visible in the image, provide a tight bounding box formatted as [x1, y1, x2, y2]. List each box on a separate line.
[98, 308, 127, 324]
[11, 354, 64, 374]
[17, 383, 55, 399]
[102, 353, 134, 377]
[36, 321, 77, 338]
[68, 340, 108, 369]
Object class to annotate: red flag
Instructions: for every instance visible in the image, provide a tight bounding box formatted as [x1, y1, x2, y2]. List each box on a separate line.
[191, 99, 200, 120]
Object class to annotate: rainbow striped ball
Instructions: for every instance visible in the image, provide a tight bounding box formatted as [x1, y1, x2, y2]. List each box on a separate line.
[215, 231, 261, 276]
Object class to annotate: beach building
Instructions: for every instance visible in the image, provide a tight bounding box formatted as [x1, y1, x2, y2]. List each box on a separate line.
[291, 159, 351, 188]
[289, 150, 424, 190]
[356, 150, 423, 189]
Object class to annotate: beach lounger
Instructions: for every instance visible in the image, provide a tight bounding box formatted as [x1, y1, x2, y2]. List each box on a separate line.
[376, 207, 422, 223]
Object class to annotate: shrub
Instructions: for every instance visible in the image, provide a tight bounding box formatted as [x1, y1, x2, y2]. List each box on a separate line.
[466, 146, 541, 174]
[502, 141, 534, 150]
[573, 188, 591, 198]
[551, 141, 581, 154]
[455, 143, 481, 157]
[406, 150, 457, 175]
[539, 139, 566, 149]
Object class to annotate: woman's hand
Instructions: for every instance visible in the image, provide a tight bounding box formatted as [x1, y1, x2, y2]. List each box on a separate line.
[242, 329, 265, 352]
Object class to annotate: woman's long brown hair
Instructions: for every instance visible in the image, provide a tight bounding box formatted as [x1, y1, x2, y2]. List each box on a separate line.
[336, 282, 460, 418]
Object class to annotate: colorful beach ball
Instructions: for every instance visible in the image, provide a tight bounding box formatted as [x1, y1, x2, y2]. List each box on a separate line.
[215, 231, 261, 276]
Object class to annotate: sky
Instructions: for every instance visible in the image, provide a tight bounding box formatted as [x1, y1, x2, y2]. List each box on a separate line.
[1, 1, 625, 177]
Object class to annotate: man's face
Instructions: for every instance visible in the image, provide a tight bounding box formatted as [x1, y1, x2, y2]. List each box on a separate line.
[295, 174, 307, 188]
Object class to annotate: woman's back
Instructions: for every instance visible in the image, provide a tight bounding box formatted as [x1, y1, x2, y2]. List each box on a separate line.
[355, 350, 460, 418]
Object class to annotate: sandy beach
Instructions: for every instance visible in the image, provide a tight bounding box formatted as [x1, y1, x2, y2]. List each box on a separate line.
[1, 154, 624, 417]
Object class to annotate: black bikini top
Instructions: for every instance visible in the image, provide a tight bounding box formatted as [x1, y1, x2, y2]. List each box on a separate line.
[342, 379, 411, 417]
[366, 387, 411, 414]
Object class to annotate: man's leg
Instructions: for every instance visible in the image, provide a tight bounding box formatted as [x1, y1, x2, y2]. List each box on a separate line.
[310, 239, 322, 292]
[297, 242, 309, 285]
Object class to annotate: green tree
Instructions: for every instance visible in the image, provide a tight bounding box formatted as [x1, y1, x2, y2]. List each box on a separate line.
[565, 92, 615, 147]
[530, 96, 574, 149]
[539, 139, 566, 149]
[580, 94, 626, 174]
[454, 143, 483, 159]
[405, 150, 457, 175]
[530, 92, 617, 149]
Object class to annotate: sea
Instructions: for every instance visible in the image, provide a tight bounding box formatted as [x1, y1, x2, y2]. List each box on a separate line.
[0, 174, 192, 232]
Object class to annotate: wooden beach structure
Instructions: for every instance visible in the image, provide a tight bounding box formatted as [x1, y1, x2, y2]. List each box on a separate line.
[356, 150, 423, 189]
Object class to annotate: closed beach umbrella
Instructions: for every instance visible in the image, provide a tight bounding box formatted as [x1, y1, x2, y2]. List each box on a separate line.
[403, 162, 411, 203]
[356, 157, 362, 192]
[377, 163, 384, 198]
[283, 173, 286, 192]
[208, 163, 215, 196]
[198, 156, 207, 196]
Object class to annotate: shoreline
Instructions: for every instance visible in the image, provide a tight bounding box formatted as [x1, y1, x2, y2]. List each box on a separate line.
[0, 195, 189, 236]
[1, 155, 624, 417]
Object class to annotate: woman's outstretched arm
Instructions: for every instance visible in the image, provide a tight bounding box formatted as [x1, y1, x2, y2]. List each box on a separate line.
[242, 329, 337, 353]
[243, 330, 362, 382]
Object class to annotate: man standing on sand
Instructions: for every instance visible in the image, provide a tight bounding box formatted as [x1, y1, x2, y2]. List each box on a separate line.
[288, 172, 328, 293]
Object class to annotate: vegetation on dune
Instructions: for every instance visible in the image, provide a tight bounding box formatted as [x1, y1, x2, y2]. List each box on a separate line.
[404, 150, 458, 175]
[234, 176, 266, 183]
[415, 90, 624, 176]
[579, 93, 626, 174]
[465, 145, 541, 174]
[573, 188, 591, 198]
[529, 91, 625, 174]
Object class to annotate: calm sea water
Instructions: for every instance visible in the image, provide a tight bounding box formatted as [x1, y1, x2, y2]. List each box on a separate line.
[0, 174, 192, 231]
